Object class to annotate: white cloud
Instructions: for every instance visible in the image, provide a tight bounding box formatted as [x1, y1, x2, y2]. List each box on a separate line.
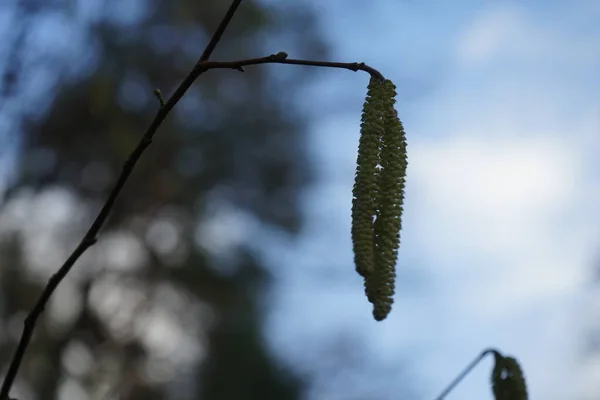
[410, 133, 584, 257]
[457, 6, 525, 66]
[457, 5, 600, 69]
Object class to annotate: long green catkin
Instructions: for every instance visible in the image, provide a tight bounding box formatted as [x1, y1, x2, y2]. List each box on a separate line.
[491, 353, 528, 400]
[364, 79, 408, 321]
[352, 76, 407, 321]
[351, 77, 385, 279]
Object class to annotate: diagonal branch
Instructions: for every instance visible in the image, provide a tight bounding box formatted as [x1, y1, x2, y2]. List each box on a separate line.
[0, 1, 243, 398]
[197, 0, 243, 63]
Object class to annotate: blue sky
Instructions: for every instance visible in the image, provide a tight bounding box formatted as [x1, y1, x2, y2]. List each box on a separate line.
[257, 1, 600, 399]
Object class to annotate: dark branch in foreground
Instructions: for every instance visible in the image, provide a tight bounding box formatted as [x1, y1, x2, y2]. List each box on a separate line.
[0, 1, 384, 399]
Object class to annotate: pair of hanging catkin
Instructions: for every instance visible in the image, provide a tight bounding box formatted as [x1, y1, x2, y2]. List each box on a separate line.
[351, 77, 408, 321]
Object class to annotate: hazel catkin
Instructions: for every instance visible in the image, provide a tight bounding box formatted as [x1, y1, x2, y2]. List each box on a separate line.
[352, 77, 408, 321]
[351, 77, 385, 279]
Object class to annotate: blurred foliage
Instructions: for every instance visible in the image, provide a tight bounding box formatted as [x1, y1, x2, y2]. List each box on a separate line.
[0, 0, 329, 398]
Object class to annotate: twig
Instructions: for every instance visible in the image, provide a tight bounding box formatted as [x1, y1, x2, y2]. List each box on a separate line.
[432, 348, 499, 400]
[197, 0, 243, 64]
[200, 53, 385, 81]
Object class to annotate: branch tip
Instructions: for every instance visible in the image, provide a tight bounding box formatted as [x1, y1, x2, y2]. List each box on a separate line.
[274, 51, 288, 61]
[153, 89, 165, 107]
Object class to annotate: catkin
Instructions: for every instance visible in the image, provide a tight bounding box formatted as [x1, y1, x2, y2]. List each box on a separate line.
[491, 353, 528, 400]
[353, 77, 408, 321]
[366, 79, 407, 321]
[351, 77, 385, 278]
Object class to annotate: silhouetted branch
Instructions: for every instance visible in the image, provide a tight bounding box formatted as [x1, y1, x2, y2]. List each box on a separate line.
[197, 0, 243, 64]
[199, 52, 386, 81]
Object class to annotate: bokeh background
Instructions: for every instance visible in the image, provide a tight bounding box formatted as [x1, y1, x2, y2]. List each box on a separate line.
[1, 0, 599, 399]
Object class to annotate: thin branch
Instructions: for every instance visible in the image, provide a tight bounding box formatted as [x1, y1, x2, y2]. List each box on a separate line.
[0, 1, 244, 398]
[197, 0, 243, 64]
[200, 52, 386, 81]
[432, 348, 499, 400]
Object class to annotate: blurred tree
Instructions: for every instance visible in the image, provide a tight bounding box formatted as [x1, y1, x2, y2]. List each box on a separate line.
[0, 0, 328, 399]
